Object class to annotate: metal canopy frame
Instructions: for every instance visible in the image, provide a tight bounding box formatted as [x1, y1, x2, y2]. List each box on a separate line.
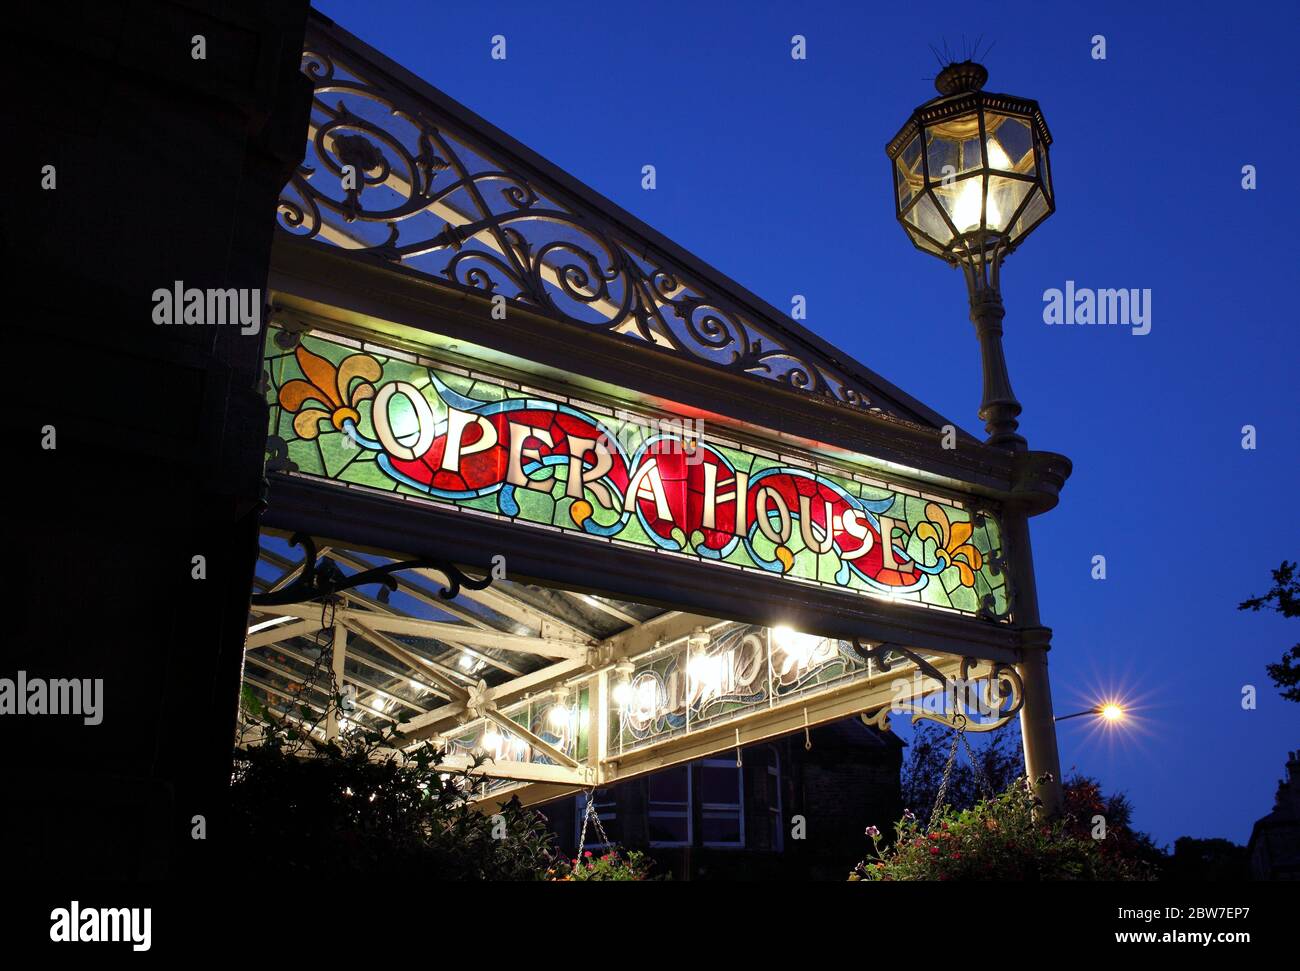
[240, 529, 1024, 809]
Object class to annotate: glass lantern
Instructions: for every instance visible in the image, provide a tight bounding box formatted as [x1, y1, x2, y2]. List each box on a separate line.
[887, 62, 1053, 265]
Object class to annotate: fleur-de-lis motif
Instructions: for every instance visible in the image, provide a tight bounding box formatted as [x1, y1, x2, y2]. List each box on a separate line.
[915, 501, 984, 588]
[277, 344, 382, 440]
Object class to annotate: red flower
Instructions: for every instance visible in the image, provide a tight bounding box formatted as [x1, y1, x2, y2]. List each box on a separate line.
[930, 847, 940, 855]
[584, 851, 593, 858]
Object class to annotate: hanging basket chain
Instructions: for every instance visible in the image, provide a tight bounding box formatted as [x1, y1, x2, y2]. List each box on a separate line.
[575, 788, 613, 863]
[927, 715, 994, 829]
[928, 730, 962, 828]
[960, 723, 996, 800]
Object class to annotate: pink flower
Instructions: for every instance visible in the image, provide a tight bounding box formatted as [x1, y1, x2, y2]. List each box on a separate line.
[584, 851, 593, 858]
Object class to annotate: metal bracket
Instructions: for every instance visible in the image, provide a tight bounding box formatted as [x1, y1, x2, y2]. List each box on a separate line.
[249, 532, 495, 606]
[850, 638, 948, 684]
[852, 640, 1024, 733]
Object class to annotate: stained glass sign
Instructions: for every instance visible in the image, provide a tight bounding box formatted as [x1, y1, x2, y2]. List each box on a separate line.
[264, 330, 1008, 619]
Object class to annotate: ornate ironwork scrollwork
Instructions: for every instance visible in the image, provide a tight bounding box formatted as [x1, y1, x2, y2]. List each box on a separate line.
[851, 638, 948, 683]
[853, 639, 1024, 732]
[276, 25, 939, 424]
[249, 533, 494, 606]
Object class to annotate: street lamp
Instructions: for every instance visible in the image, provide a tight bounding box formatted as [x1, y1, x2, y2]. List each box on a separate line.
[1057, 703, 1126, 724]
[886, 60, 1054, 449]
[886, 60, 1064, 817]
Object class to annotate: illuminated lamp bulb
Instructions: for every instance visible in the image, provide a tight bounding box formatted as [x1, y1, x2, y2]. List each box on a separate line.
[634, 678, 657, 709]
[612, 660, 635, 707]
[986, 137, 1014, 170]
[689, 655, 722, 691]
[952, 178, 986, 234]
[774, 625, 820, 664]
[548, 689, 571, 731]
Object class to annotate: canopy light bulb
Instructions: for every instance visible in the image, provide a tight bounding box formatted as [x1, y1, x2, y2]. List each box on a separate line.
[612, 660, 635, 707]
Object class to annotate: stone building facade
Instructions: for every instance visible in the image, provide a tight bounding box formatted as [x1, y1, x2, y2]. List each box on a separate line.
[1248, 748, 1300, 880]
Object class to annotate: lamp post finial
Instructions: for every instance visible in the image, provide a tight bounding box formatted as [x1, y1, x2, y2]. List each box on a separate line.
[934, 60, 988, 96]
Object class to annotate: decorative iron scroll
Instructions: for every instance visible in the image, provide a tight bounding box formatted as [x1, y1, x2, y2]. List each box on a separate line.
[277, 23, 937, 423]
[856, 645, 1024, 733]
[249, 532, 493, 606]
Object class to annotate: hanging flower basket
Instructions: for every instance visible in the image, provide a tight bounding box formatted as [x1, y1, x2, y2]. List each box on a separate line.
[850, 776, 1154, 881]
[548, 848, 655, 882]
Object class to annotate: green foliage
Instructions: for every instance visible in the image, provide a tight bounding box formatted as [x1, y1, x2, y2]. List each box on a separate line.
[1238, 559, 1300, 702]
[852, 776, 1155, 881]
[229, 688, 558, 879]
[239, 684, 265, 720]
[549, 848, 657, 881]
[1062, 775, 1167, 873]
[1163, 836, 1249, 882]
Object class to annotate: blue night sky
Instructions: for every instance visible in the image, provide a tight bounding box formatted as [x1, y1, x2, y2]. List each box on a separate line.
[314, 0, 1299, 847]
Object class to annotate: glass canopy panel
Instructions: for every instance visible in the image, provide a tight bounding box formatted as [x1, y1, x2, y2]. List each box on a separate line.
[263, 328, 1010, 621]
[984, 113, 1036, 176]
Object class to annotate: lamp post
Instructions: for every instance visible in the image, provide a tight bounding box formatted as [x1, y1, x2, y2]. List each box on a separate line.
[887, 61, 1065, 815]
